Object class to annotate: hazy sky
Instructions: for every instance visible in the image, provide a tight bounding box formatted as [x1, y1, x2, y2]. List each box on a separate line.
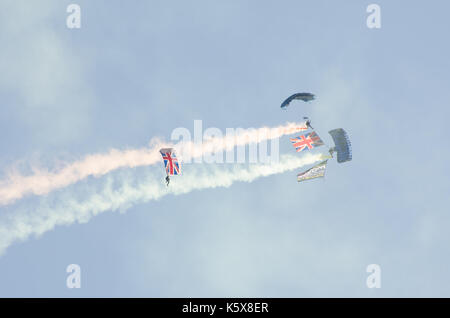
[1, 0, 450, 297]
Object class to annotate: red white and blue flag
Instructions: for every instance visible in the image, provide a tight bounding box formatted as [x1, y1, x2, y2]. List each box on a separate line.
[159, 148, 181, 175]
[290, 132, 324, 152]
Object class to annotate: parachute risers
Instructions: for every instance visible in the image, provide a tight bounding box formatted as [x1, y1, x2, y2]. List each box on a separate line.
[328, 128, 352, 163]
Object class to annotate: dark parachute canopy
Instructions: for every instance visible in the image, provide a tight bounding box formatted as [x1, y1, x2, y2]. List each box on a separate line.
[280, 93, 315, 109]
[328, 128, 352, 163]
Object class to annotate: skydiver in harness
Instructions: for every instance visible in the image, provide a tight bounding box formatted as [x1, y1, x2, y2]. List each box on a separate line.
[328, 147, 336, 158]
[165, 175, 170, 186]
[303, 117, 314, 130]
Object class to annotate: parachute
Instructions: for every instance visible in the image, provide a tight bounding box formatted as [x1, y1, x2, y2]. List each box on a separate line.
[280, 93, 315, 109]
[278, 92, 352, 182]
[297, 160, 328, 182]
[159, 148, 181, 186]
[328, 128, 352, 163]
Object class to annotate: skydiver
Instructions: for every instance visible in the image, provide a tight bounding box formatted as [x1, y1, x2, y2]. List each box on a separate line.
[329, 147, 335, 157]
[165, 175, 170, 186]
[303, 117, 314, 130]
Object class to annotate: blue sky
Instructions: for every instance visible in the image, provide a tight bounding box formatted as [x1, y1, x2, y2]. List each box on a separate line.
[0, 0, 450, 297]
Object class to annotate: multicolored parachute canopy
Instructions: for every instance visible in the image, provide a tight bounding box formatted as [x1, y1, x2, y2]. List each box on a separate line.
[290, 131, 324, 152]
[159, 148, 181, 176]
[280, 92, 315, 109]
[297, 160, 328, 182]
[328, 128, 352, 163]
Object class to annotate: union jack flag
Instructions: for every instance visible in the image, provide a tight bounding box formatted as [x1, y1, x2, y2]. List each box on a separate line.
[290, 132, 324, 152]
[159, 148, 181, 175]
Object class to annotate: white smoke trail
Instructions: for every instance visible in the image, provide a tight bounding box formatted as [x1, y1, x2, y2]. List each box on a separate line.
[0, 152, 326, 256]
[0, 122, 307, 206]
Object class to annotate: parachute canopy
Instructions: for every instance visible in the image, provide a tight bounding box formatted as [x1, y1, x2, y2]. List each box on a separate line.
[328, 128, 352, 163]
[280, 93, 315, 109]
[159, 148, 181, 176]
[297, 160, 328, 182]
